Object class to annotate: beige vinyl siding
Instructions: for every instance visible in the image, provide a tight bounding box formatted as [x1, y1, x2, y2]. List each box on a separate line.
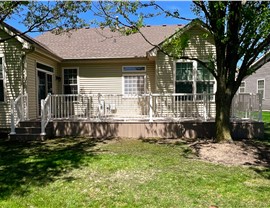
[183, 25, 215, 60]
[156, 25, 216, 94]
[0, 30, 23, 128]
[26, 52, 60, 119]
[155, 53, 175, 93]
[61, 60, 155, 95]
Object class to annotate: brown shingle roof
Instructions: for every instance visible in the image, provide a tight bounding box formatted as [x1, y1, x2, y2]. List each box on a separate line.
[35, 25, 183, 59]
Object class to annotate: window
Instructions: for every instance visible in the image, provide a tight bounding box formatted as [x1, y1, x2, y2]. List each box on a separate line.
[175, 62, 215, 98]
[257, 79, 265, 98]
[123, 66, 146, 72]
[122, 66, 146, 95]
[123, 75, 145, 95]
[175, 62, 193, 93]
[0, 58, 4, 101]
[196, 63, 214, 94]
[239, 81, 245, 93]
[63, 68, 78, 94]
[37, 62, 54, 73]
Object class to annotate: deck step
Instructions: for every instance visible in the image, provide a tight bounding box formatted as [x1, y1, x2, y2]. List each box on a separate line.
[9, 120, 53, 141]
[15, 127, 42, 134]
[9, 133, 47, 141]
[18, 121, 41, 128]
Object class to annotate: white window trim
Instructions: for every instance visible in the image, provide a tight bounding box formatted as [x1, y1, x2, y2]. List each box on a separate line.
[122, 74, 146, 97]
[257, 78, 265, 99]
[62, 67, 80, 94]
[0, 55, 6, 102]
[36, 61, 55, 109]
[122, 65, 146, 73]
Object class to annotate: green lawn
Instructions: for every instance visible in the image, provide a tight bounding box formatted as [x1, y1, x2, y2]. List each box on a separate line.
[263, 111, 270, 142]
[262, 111, 270, 123]
[0, 138, 269, 208]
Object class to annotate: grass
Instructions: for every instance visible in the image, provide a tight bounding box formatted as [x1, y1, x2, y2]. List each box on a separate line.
[0, 138, 269, 208]
[263, 111, 270, 123]
[262, 111, 270, 142]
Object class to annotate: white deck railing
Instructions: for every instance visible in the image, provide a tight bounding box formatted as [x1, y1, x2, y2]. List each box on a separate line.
[48, 93, 216, 122]
[10, 92, 263, 135]
[41, 93, 52, 135]
[231, 93, 263, 121]
[10, 94, 28, 134]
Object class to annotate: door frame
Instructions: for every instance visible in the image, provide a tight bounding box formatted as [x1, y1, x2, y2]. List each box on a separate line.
[36, 63, 54, 116]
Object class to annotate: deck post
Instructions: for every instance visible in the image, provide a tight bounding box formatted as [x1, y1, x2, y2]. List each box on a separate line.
[203, 92, 207, 121]
[26, 93, 29, 120]
[258, 92, 262, 122]
[41, 99, 46, 135]
[149, 93, 153, 122]
[10, 100, 16, 135]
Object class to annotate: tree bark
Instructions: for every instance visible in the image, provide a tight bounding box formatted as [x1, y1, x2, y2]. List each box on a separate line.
[215, 83, 233, 143]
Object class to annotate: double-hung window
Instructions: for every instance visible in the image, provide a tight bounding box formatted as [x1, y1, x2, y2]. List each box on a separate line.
[257, 79, 265, 99]
[123, 66, 146, 95]
[63, 68, 78, 94]
[239, 81, 245, 93]
[175, 61, 215, 99]
[196, 62, 214, 94]
[175, 62, 193, 93]
[0, 57, 4, 102]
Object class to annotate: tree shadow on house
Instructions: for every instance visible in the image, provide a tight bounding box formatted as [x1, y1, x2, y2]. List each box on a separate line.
[0, 137, 102, 200]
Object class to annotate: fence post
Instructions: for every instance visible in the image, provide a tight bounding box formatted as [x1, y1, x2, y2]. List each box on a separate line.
[149, 93, 153, 122]
[41, 99, 46, 135]
[258, 93, 263, 122]
[10, 100, 16, 135]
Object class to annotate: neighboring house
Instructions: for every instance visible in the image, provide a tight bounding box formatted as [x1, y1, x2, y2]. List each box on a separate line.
[0, 20, 215, 129]
[242, 53, 270, 110]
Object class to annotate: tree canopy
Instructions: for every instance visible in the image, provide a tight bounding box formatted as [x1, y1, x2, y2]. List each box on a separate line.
[0, 1, 91, 42]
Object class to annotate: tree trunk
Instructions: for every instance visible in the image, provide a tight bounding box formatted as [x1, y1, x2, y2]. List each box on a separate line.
[215, 85, 233, 143]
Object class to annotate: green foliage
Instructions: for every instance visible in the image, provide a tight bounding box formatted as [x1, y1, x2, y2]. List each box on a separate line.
[0, 138, 269, 207]
[162, 32, 190, 59]
[0, 1, 92, 37]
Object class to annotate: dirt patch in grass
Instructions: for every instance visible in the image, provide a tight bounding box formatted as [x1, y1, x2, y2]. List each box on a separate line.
[191, 140, 270, 167]
[142, 138, 270, 167]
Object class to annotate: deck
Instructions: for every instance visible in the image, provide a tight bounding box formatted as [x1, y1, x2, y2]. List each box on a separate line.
[8, 93, 264, 140]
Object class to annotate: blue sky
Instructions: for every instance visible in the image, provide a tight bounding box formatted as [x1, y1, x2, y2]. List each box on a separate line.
[6, 1, 196, 38]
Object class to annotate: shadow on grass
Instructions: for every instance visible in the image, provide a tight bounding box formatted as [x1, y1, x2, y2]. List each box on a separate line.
[250, 122, 270, 179]
[0, 137, 100, 199]
[263, 123, 270, 142]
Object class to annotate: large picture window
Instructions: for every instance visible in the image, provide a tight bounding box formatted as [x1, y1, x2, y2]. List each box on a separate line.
[63, 68, 78, 94]
[175, 61, 215, 98]
[0, 57, 4, 102]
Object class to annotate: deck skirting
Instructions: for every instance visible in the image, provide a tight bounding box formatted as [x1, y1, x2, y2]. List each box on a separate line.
[52, 120, 264, 140]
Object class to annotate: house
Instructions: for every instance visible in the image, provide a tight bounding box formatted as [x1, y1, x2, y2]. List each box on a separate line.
[0, 21, 263, 139]
[240, 52, 270, 111]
